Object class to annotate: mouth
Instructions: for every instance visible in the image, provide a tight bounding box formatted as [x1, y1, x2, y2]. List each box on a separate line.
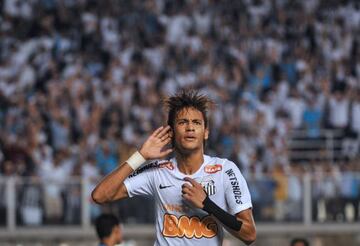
[184, 136, 196, 141]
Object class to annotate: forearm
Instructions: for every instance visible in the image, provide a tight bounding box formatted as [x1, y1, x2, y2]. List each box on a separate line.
[202, 197, 256, 245]
[227, 216, 256, 245]
[91, 162, 133, 204]
[202, 196, 242, 231]
[92, 151, 147, 203]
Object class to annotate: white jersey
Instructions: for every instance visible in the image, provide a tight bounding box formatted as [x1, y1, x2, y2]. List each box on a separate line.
[123, 155, 252, 246]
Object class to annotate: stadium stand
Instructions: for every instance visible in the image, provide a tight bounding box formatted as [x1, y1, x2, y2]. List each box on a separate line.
[0, 0, 359, 245]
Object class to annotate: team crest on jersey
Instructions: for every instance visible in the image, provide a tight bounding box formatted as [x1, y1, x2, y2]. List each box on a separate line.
[204, 164, 222, 174]
[201, 179, 216, 196]
[159, 161, 174, 170]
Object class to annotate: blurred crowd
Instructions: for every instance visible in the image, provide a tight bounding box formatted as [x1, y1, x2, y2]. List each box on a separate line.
[0, 0, 359, 225]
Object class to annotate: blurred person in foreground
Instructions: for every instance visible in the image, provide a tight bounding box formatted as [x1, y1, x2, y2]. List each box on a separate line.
[95, 214, 123, 246]
[290, 238, 309, 246]
[92, 90, 256, 245]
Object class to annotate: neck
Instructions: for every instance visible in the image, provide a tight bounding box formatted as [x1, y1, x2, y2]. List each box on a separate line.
[175, 150, 204, 175]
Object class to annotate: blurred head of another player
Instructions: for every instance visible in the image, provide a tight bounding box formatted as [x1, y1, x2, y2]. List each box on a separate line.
[165, 90, 213, 154]
[290, 238, 309, 246]
[95, 214, 122, 246]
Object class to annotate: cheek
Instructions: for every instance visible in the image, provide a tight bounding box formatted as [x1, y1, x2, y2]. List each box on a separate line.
[116, 228, 122, 240]
[172, 131, 182, 145]
[173, 127, 184, 138]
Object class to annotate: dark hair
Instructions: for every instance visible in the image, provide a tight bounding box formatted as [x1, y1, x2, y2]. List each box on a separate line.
[95, 214, 120, 240]
[164, 90, 213, 129]
[290, 238, 309, 246]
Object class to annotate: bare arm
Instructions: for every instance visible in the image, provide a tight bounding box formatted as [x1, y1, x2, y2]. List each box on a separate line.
[231, 209, 256, 245]
[91, 126, 173, 204]
[91, 163, 133, 203]
[182, 177, 256, 245]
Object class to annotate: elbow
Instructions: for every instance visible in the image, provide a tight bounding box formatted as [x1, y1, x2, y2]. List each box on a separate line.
[243, 237, 256, 245]
[243, 231, 256, 245]
[91, 189, 106, 204]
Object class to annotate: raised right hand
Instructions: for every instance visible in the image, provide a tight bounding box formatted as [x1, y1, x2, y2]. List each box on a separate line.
[139, 126, 173, 160]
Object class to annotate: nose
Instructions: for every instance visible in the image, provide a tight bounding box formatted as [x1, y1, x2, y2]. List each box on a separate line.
[185, 122, 195, 131]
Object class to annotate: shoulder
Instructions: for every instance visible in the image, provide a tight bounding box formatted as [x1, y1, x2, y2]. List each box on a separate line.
[206, 155, 238, 168]
[128, 159, 175, 178]
[203, 155, 239, 174]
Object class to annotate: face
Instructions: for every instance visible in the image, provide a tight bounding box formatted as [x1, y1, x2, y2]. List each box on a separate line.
[112, 225, 123, 244]
[293, 243, 306, 246]
[173, 107, 209, 154]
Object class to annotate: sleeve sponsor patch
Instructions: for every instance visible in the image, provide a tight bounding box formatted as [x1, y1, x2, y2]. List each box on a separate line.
[128, 161, 174, 178]
[225, 169, 242, 204]
[128, 161, 159, 178]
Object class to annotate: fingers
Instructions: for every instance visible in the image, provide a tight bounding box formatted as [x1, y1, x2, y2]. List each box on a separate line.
[183, 177, 201, 188]
[159, 147, 173, 158]
[181, 183, 193, 198]
[181, 183, 193, 202]
[182, 183, 192, 191]
[181, 181, 205, 209]
[151, 126, 172, 144]
[160, 134, 170, 142]
[163, 136, 172, 144]
[155, 125, 171, 139]
[151, 126, 164, 137]
[182, 193, 190, 200]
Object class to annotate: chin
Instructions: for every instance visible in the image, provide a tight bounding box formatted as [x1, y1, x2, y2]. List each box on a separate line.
[177, 145, 201, 154]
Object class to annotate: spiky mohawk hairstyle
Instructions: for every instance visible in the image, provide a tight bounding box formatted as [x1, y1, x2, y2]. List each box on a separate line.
[164, 89, 214, 129]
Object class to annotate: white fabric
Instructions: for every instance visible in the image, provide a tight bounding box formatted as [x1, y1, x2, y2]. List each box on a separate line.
[329, 97, 349, 128]
[351, 102, 360, 133]
[124, 155, 252, 246]
[126, 151, 146, 170]
[285, 97, 305, 128]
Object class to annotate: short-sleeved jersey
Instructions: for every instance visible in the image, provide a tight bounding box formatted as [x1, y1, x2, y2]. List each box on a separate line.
[123, 155, 252, 246]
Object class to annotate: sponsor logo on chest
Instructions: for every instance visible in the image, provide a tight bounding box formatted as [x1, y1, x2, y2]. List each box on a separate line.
[162, 214, 218, 239]
[204, 164, 222, 174]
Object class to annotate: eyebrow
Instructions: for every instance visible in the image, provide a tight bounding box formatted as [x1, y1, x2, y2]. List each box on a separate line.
[176, 118, 203, 122]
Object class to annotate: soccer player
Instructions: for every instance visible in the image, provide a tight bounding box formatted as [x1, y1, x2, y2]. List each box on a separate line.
[92, 90, 256, 245]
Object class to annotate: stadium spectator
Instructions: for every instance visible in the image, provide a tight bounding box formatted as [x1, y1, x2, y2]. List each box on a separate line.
[273, 164, 289, 221]
[286, 164, 303, 221]
[303, 97, 323, 138]
[339, 163, 359, 221]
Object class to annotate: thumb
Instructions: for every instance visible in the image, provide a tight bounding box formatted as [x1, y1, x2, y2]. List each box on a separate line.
[160, 148, 173, 158]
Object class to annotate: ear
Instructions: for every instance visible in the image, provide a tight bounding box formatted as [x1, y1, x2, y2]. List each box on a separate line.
[204, 128, 209, 140]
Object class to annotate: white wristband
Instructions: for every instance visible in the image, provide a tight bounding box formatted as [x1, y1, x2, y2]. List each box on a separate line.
[126, 151, 146, 170]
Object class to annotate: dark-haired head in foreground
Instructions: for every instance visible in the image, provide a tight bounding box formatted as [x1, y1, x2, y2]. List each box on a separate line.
[291, 238, 309, 246]
[95, 214, 122, 246]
